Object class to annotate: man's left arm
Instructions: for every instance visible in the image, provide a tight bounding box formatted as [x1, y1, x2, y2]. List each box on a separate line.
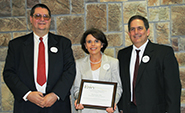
[43, 38, 76, 107]
[163, 47, 181, 113]
[51, 38, 76, 100]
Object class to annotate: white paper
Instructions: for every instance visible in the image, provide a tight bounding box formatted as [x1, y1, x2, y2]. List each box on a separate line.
[80, 82, 114, 107]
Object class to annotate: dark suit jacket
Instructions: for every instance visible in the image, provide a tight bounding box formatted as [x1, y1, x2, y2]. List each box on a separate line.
[3, 32, 76, 113]
[117, 40, 181, 113]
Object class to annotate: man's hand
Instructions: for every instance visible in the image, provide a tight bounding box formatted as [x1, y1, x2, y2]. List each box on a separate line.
[41, 92, 58, 108]
[27, 91, 45, 108]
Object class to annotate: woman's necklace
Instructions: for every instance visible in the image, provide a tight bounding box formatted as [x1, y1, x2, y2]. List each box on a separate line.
[90, 57, 102, 64]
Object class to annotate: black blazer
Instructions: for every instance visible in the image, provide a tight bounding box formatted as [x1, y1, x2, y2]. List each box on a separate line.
[3, 32, 76, 113]
[117, 40, 181, 113]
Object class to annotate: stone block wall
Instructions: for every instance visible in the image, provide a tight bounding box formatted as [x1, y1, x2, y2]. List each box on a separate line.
[0, 0, 185, 112]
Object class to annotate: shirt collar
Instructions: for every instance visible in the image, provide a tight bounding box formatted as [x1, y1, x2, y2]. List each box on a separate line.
[133, 39, 149, 52]
[33, 32, 48, 42]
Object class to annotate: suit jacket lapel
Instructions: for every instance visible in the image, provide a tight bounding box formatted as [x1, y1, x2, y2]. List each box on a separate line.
[23, 33, 34, 80]
[136, 41, 154, 86]
[99, 54, 108, 80]
[83, 56, 93, 79]
[47, 33, 58, 83]
[125, 47, 132, 92]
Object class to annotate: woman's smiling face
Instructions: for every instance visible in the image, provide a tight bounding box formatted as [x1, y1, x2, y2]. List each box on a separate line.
[85, 34, 103, 55]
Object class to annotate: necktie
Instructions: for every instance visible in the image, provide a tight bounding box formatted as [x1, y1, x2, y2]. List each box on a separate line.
[37, 37, 46, 86]
[133, 49, 140, 105]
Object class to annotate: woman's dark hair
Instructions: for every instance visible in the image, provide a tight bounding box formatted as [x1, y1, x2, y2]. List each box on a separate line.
[30, 4, 51, 17]
[80, 28, 108, 54]
[128, 15, 149, 32]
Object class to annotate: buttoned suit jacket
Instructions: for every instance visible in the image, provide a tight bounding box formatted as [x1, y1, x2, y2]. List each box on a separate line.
[3, 32, 76, 113]
[117, 40, 181, 113]
[72, 54, 122, 113]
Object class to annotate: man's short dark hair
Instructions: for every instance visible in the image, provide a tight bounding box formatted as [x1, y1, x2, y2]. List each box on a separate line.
[128, 15, 149, 32]
[30, 4, 51, 17]
[80, 28, 108, 54]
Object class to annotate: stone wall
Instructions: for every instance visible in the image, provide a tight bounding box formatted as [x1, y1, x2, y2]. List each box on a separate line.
[0, 0, 185, 112]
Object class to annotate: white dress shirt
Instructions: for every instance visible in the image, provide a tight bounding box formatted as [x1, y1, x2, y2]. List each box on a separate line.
[130, 40, 148, 102]
[33, 33, 49, 93]
[23, 33, 48, 101]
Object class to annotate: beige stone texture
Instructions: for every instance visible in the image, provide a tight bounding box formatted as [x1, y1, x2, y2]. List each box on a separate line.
[175, 53, 185, 67]
[161, 0, 183, 5]
[13, 32, 27, 39]
[171, 37, 178, 52]
[0, 62, 5, 82]
[27, 9, 32, 31]
[124, 25, 132, 47]
[57, 16, 84, 44]
[0, 18, 27, 32]
[1, 83, 13, 111]
[148, 23, 154, 42]
[180, 68, 185, 89]
[182, 107, 185, 113]
[72, 45, 85, 60]
[148, 0, 160, 6]
[86, 4, 107, 32]
[85, 0, 98, 2]
[106, 33, 123, 47]
[181, 90, 185, 104]
[0, 33, 11, 46]
[159, 7, 169, 21]
[50, 17, 55, 30]
[149, 8, 159, 21]
[0, 0, 11, 17]
[42, 0, 70, 15]
[0, 48, 8, 61]
[156, 22, 170, 44]
[171, 6, 185, 36]
[115, 47, 124, 58]
[179, 37, 185, 51]
[104, 48, 114, 58]
[27, 0, 39, 8]
[149, 7, 169, 21]
[1, 62, 13, 111]
[71, 0, 84, 14]
[12, 0, 25, 16]
[100, 0, 127, 2]
[108, 3, 122, 31]
[123, 2, 147, 24]
[0, 111, 13, 113]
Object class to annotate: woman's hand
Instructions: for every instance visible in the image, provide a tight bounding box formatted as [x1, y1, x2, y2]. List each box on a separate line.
[74, 100, 84, 110]
[106, 103, 116, 113]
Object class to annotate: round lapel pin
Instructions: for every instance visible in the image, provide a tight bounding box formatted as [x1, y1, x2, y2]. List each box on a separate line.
[50, 47, 58, 53]
[142, 55, 150, 63]
[103, 64, 110, 70]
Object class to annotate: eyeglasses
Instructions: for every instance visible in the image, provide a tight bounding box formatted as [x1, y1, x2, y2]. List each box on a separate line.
[33, 14, 50, 21]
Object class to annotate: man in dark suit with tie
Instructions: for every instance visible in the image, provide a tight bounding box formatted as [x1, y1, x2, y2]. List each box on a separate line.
[117, 15, 181, 113]
[3, 3, 76, 113]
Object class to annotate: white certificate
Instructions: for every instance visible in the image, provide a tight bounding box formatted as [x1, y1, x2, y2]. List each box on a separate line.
[77, 79, 117, 109]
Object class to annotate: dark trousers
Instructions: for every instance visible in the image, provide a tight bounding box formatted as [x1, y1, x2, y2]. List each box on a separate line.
[130, 102, 138, 113]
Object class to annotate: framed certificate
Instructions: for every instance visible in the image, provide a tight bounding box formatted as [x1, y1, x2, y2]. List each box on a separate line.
[77, 79, 117, 110]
